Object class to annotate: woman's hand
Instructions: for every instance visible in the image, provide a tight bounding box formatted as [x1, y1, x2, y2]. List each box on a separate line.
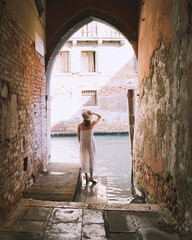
[87, 110, 92, 115]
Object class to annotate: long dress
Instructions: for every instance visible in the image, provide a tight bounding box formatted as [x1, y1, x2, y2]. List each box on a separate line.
[80, 129, 96, 173]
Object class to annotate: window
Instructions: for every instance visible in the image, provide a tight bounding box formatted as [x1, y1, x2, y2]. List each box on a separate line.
[81, 51, 96, 72]
[60, 51, 70, 72]
[81, 90, 97, 106]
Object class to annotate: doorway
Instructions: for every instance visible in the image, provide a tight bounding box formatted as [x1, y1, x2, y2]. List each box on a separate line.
[48, 20, 138, 203]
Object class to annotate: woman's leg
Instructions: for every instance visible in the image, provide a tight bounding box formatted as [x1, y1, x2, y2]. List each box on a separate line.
[85, 173, 89, 181]
[90, 171, 97, 184]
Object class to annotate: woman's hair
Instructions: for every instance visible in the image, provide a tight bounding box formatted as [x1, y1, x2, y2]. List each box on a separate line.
[84, 119, 90, 126]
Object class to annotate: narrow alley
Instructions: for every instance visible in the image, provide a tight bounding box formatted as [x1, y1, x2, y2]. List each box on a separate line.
[0, 0, 192, 239]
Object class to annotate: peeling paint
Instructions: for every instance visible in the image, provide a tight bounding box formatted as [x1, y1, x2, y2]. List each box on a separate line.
[138, 0, 172, 84]
[135, 0, 192, 233]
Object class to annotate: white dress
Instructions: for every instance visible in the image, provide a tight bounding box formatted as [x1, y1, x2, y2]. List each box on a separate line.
[80, 129, 96, 173]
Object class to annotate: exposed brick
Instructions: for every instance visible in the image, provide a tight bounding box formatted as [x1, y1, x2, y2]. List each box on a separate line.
[0, 4, 47, 219]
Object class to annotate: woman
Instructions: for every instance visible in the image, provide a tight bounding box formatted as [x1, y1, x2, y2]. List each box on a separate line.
[78, 110, 101, 183]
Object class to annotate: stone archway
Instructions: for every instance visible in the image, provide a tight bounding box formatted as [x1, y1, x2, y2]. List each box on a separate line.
[45, 9, 138, 93]
[45, 8, 138, 162]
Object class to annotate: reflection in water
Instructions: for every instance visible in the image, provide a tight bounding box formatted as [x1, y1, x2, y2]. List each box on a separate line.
[51, 134, 133, 202]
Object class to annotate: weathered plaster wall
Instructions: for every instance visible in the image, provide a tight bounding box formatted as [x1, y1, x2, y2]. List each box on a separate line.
[138, 0, 172, 86]
[134, 0, 192, 234]
[6, 0, 46, 43]
[0, 1, 47, 218]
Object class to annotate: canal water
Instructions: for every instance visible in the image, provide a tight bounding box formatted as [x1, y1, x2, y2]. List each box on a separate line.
[51, 134, 134, 202]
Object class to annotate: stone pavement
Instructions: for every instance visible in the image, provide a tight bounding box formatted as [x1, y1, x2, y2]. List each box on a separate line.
[0, 199, 184, 240]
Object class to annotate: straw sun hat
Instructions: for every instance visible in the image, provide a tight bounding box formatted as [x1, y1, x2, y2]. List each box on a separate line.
[82, 110, 92, 120]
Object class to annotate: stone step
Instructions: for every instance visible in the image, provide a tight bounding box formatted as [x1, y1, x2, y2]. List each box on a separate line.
[24, 162, 80, 202]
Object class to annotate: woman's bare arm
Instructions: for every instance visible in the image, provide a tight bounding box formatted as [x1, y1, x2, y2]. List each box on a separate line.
[92, 113, 101, 126]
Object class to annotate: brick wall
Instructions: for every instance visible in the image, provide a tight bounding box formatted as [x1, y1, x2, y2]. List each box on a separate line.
[0, 3, 47, 218]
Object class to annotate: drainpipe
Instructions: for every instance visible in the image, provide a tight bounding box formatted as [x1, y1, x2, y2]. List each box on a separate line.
[127, 89, 136, 192]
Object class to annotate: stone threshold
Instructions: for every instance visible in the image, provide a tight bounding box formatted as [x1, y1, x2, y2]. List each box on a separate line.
[20, 198, 165, 212]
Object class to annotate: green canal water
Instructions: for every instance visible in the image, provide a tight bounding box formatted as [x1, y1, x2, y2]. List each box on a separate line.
[51, 134, 133, 202]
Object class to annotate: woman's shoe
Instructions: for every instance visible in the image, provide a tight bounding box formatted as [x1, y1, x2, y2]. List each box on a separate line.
[89, 178, 97, 184]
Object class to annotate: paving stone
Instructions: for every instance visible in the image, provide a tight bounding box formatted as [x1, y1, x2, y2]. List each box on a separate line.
[97, 176, 108, 204]
[46, 222, 81, 238]
[139, 227, 180, 240]
[23, 207, 52, 221]
[131, 211, 165, 228]
[6, 206, 28, 221]
[109, 232, 139, 240]
[44, 232, 81, 240]
[0, 201, 184, 239]
[2, 220, 46, 233]
[50, 208, 82, 222]
[0, 232, 43, 240]
[74, 175, 108, 204]
[106, 211, 136, 232]
[82, 223, 106, 239]
[85, 182, 98, 203]
[83, 209, 104, 224]
[5, 206, 52, 223]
